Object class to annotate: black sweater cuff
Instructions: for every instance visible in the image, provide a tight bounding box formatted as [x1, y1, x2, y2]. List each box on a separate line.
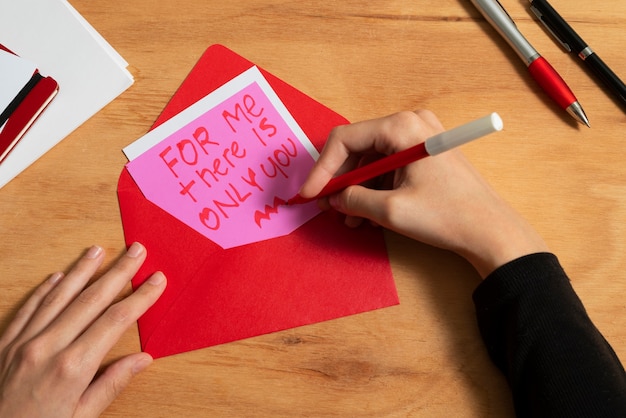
[472, 253, 626, 417]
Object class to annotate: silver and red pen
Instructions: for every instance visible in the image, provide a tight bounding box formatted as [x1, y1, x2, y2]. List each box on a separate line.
[470, 0, 590, 127]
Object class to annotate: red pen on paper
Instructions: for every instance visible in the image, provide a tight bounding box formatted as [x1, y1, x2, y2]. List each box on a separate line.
[287, 113, 503, 205]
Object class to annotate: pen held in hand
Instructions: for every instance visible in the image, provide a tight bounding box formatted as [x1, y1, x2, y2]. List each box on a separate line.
[287, 113, 504, 206]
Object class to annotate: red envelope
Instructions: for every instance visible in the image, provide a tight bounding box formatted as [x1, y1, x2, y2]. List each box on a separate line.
[117, 45, 398, 359]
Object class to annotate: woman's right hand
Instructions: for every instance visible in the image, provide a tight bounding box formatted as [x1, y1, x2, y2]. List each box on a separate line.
[298, 110, 548, 277]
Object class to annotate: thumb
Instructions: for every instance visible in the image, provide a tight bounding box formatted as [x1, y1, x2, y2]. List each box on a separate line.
[76, 353, 153, 417]
[328, 185, 394, 226]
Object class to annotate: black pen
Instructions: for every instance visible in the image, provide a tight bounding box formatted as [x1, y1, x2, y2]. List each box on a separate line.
[529, 0, 626, 111]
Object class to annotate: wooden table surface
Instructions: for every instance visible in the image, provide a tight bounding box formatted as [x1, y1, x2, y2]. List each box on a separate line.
[2, 1, 625, 416]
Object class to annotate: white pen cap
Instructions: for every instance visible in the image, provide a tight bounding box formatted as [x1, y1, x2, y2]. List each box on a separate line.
[425, 112, 503, 156]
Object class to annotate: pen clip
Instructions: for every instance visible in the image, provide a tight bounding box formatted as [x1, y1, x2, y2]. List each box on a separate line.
[530, 5, 571, 52]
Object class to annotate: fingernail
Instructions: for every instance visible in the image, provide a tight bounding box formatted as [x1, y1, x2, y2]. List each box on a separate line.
[86, 245, 103, 259]
[132, 354, 153, 375]
[146, 271, 165, 286]
[126, 242, 145, 258]
[48, 272, 64, 285]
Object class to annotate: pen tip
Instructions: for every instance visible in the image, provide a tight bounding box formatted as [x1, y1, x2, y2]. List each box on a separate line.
[567, 102, 590, 128]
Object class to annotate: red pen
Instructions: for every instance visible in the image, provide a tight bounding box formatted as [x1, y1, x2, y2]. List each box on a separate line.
[287, 113, 503, 205]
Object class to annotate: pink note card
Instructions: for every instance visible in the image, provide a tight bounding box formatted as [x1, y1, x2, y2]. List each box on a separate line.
[124, 67, 321, 249]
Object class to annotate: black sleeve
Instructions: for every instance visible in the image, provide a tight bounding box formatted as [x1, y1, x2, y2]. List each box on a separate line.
[472, 253, 626, 417]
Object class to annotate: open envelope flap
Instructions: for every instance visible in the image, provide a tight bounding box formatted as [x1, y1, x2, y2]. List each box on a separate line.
[117, 45, 398, 358]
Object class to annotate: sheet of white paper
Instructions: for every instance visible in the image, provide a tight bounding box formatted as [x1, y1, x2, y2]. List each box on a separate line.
[0, 49, 38, 113]
[59, 0, 129, 69]
[123, 67, 319, 161]
[0, 0, 134, 189]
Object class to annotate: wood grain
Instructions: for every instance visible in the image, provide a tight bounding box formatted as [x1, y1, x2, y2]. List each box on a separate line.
[1, 1, 624, 416]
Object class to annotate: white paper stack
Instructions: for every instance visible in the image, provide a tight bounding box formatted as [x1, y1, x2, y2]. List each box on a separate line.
[0, 0, 134, 188]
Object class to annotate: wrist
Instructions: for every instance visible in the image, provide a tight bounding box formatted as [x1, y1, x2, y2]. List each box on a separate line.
[459, 211, 549, 278]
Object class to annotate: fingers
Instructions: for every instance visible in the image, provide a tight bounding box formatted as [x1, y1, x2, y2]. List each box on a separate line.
[298, 125, 352, 198]
[328, 185, 396, 228]
[76, 352, 153, 418]
[5, 246, 105, 350]
[43, 243, 149, 353]
[300, 118, 392, 198]
[414, 109, 444, 132]
[0, 272, 63, 349]
[299, 111, 440, 198]
[74, 271, 165, 371]
[0, 243, 164, 418]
